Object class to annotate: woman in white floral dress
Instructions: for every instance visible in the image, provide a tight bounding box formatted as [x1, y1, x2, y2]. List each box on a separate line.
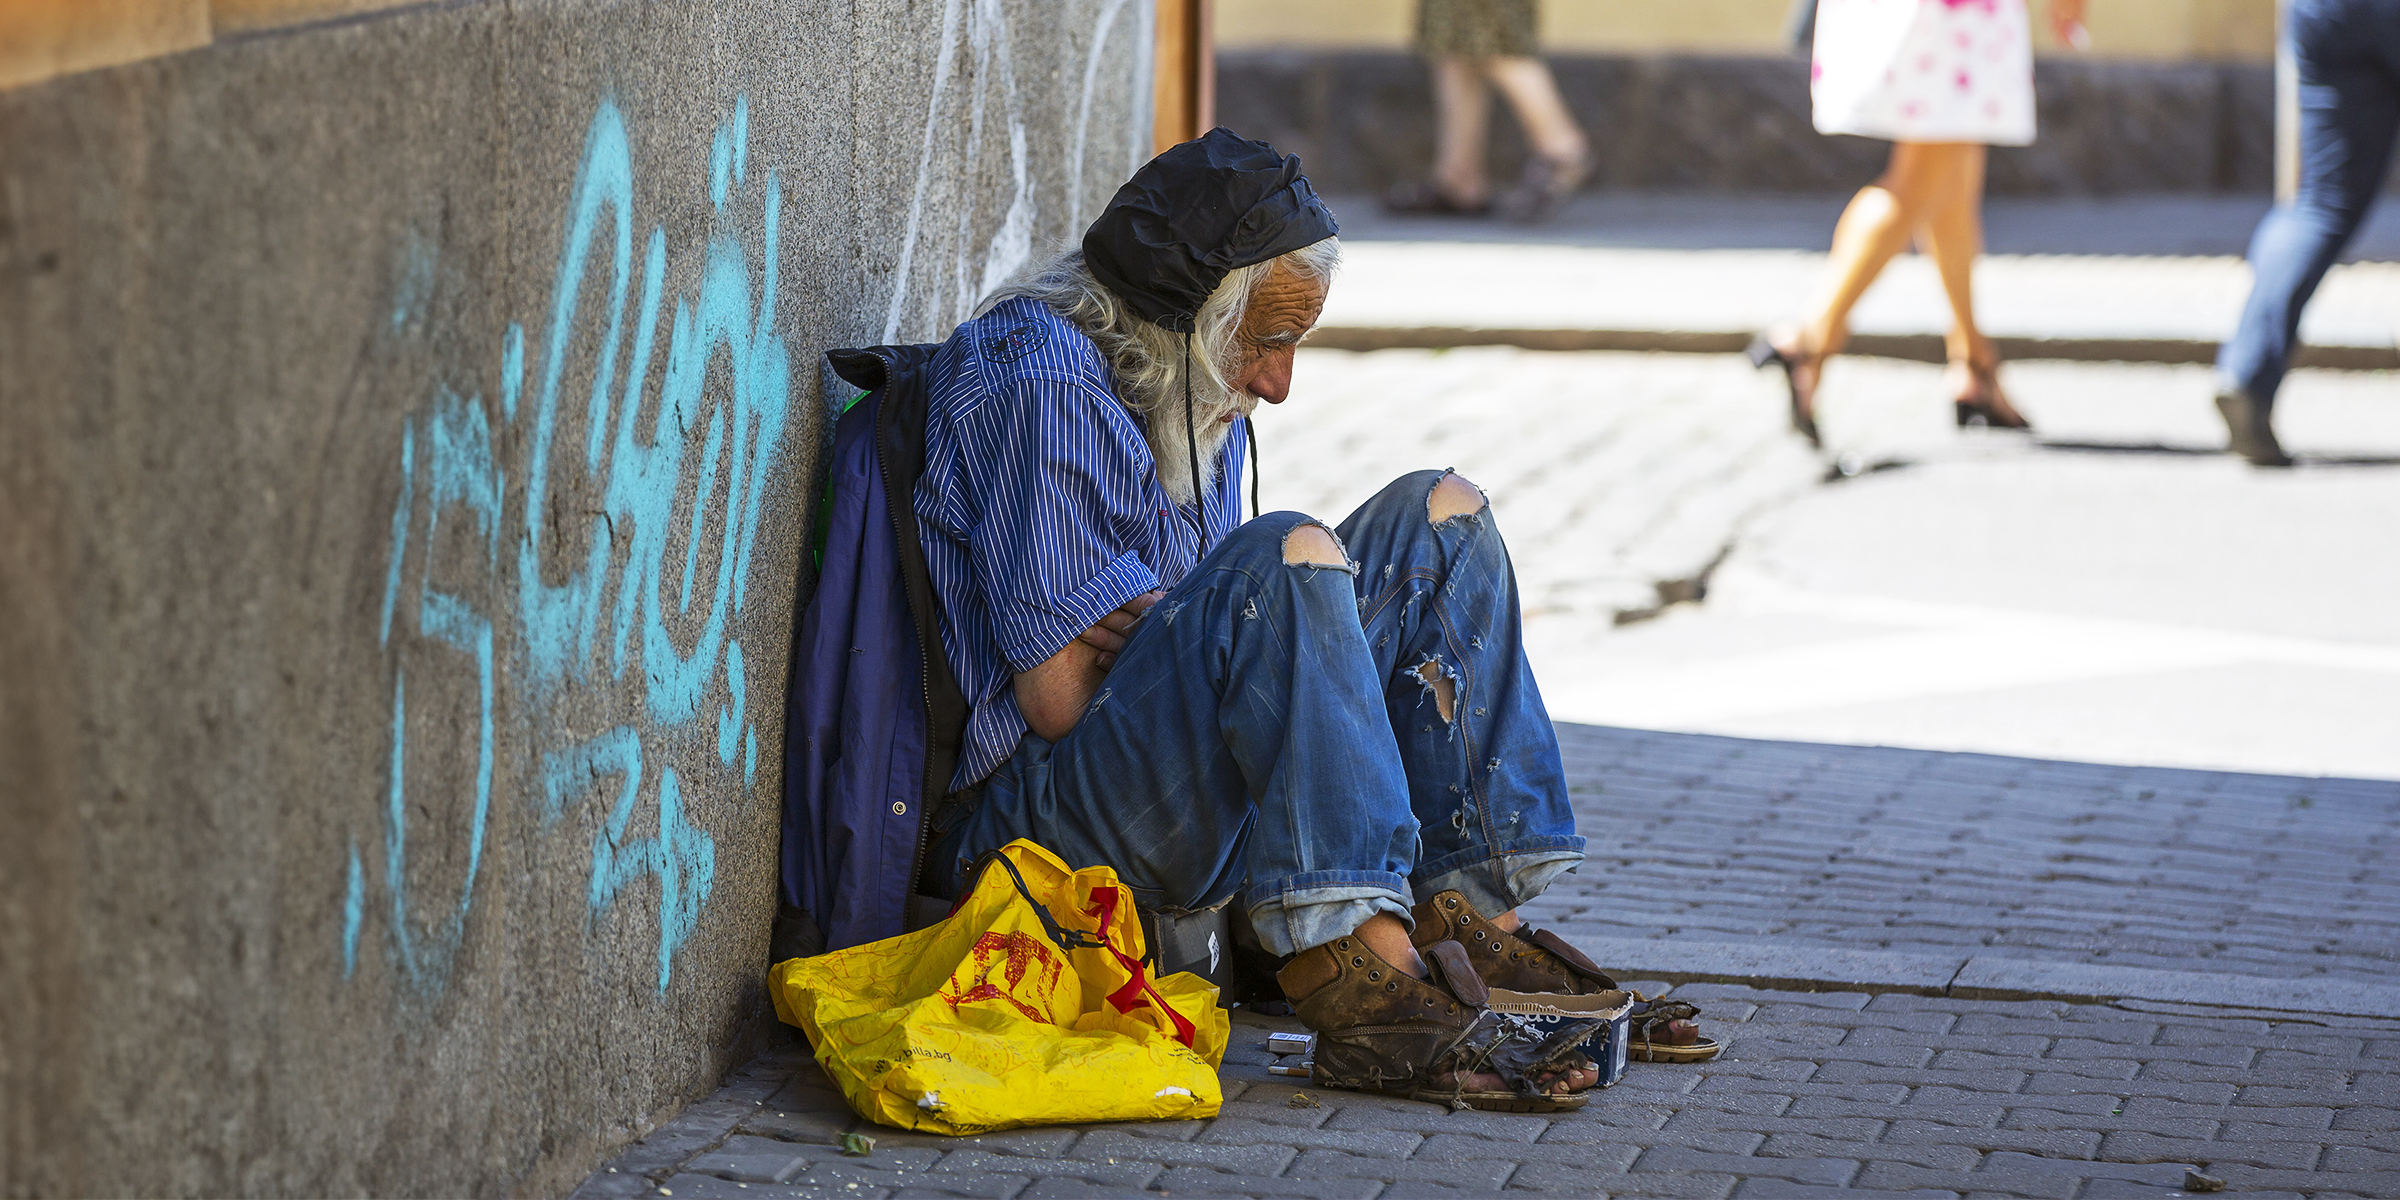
[1751, 0, 2086, 443]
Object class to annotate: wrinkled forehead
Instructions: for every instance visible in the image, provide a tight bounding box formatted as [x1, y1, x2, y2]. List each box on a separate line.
[1241, 261, 1330, 335]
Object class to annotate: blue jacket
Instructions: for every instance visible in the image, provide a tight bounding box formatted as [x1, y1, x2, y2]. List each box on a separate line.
[779, 344, 969, 952]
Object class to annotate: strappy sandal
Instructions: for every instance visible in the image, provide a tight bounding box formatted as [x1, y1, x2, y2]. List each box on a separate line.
[1277, 937, 1603, 1112]
[1746, 333, 1825, 449]
[1497, 151, 1589, 225]
[1384, 180, 1493, 217]
[1628, 993, 1722, 1063]
[1949, 354, 2032, 431]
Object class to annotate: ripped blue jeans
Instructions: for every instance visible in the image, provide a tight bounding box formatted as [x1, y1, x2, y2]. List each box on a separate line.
[928, 470, 1584, 957]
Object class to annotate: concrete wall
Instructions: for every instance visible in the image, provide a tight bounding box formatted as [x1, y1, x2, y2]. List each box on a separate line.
[0, 1, 1153, 1195]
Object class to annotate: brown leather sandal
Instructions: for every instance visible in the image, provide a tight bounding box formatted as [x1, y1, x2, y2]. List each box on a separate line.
[1412, 890, 1722, 1064]
[1277, 936, 1602, 1112]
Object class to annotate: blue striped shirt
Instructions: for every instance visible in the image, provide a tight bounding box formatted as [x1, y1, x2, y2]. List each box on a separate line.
[919, 297, 1246, 790]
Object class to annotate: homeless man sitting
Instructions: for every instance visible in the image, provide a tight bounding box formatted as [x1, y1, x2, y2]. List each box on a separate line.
[795, 130, 1715, 1111]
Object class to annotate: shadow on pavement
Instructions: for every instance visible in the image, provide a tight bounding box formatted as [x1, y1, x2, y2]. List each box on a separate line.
[1546, 721, 2400, 987]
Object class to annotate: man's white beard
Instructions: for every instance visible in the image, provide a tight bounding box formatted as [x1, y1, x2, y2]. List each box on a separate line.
[1144, 383, 1248, 508]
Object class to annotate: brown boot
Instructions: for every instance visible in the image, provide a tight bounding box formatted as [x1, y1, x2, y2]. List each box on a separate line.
[1411, 890, 1618, 995]
[1275, 935, 1598, 1112]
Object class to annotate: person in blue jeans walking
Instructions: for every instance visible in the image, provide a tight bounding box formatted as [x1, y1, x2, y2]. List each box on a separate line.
[909, 132, 1715, 1111]
[2217, 0, 2400, 466]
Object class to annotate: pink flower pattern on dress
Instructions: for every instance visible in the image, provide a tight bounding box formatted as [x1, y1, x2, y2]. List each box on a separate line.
[1811, 0, 2035, 146]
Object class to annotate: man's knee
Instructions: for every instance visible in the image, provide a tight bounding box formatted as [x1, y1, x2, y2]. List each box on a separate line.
[1427, 472, 1485, 524]
[1281, 521, 1348, 568]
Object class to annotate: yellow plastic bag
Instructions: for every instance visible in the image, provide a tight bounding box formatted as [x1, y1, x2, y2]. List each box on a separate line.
[769, 839, 1231, 1135]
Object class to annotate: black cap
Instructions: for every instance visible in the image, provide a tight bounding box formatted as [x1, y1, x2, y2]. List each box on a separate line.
[1081, 128, 1340, 333]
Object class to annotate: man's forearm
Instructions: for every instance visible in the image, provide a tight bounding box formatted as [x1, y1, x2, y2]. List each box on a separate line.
[1013, 638, 1108, 742]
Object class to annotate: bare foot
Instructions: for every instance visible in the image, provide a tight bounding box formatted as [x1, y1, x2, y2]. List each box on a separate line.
[1439, 1061, 1602, 1096]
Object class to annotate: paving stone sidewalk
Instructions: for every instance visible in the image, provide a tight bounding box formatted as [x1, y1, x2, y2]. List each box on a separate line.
[1250, 347, 1832, 624]
[1531, 725, 2400, 988]
[576, 722, 2400, 1198]
[576, 981, 2400, 1199]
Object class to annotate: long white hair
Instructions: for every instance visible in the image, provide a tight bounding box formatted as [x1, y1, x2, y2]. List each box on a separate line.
[979, 238, 1341, 505]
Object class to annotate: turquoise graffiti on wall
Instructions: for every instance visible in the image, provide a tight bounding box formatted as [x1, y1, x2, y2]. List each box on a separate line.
[348, 96, 787, 994]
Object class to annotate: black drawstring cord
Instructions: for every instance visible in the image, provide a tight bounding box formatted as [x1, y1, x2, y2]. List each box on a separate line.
[975, 851, 1106, 952]
[1245, 415, 1260, 520]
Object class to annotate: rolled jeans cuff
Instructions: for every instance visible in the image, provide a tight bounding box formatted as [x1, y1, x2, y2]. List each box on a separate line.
[1244, 871, 1415, 958]
[1412, 837, 1587, 920]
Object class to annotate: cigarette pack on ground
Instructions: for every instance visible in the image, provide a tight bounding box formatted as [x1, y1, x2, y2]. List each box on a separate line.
[1264, 1031, 1314, 1056]
[1485, 988, 1634, 1088]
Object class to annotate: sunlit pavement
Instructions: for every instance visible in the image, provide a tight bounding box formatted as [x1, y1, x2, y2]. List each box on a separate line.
[1315, 191, 2400, 364]
[1515, 357, 2400, 782]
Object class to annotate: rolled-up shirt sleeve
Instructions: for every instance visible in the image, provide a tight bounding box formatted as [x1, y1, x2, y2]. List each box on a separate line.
[970, 373, 1163, 674]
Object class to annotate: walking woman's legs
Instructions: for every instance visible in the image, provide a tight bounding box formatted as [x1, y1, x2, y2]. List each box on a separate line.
[1913, 143, 2029, 426]
[1764, 141, 1979, 425]
[1484, 56, 1589, 167]
[1431, 56, 1495, 206]
[1915, 142, 1990, 366]
[1796, 141, 1977, 356]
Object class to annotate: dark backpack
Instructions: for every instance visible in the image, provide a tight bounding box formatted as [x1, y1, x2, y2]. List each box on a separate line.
[776, 344, 969, 956]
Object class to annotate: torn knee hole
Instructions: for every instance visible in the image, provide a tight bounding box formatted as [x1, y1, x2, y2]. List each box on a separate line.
[1414, 658, 1458, 723]
[1427, 473, 1485, 524]
[1281, 523, 1347, 569]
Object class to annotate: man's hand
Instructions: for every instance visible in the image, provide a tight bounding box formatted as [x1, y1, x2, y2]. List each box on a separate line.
[1015, 589, 1167, 741]
[1075, 589, 1166, 670]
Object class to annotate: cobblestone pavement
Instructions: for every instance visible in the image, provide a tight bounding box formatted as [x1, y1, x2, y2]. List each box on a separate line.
[577, 723, 2399, 1199]
[578, 979, 2400, 1198]
[1533, 725, 2400, 987]
[1250, 347, 1826, 622]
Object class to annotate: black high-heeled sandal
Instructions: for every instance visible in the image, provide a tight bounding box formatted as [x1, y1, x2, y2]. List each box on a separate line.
[1746, 335, 1823, 449]
[1385, 180, 1492, 217]
[1950, 357, 2032, 431]
[1497, 152, 1589, 225]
